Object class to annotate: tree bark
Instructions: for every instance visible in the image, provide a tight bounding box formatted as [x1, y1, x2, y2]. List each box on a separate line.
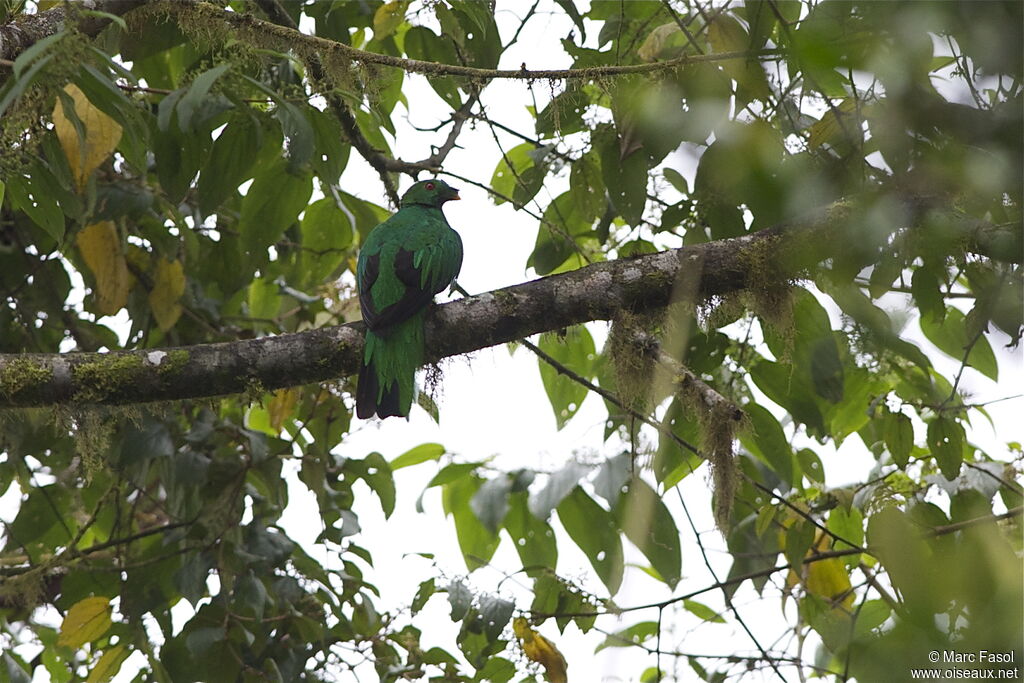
[0, 0, 148, 63]
[1, 197, 1012, 409]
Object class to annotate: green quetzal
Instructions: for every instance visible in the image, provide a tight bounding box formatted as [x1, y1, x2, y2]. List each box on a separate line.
[356, 179, 463, 419]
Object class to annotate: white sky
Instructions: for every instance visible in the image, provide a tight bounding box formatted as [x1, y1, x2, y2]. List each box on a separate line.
[2, 2, 1021, 682]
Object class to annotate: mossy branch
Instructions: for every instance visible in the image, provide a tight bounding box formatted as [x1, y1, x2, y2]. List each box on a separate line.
[0, 195, 1015, 408]
[168, 2, 775, 82]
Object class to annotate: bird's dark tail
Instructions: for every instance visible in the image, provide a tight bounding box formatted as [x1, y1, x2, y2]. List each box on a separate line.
[356, 323, 422, 419]
[356, 358, 404, 419]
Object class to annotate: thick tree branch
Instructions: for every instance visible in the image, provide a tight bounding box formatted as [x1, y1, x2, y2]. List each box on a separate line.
[0, 0, 147, 62]
[0, 199, 1016, 408]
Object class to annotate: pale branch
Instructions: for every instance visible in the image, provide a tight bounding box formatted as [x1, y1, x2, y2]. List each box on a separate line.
[0, 197, 1014, 408]
[653, 343, 743, 423]
[0, 0, 148, 62]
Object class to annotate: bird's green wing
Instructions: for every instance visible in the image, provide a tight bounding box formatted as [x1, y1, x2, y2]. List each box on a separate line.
[357, 206, 463, 332]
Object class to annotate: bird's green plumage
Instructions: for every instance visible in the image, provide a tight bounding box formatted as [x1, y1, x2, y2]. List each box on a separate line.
[356, 179, 463, 419]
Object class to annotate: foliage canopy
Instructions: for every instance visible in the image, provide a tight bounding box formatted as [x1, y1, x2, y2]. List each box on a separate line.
[0, 1, 1021, 682]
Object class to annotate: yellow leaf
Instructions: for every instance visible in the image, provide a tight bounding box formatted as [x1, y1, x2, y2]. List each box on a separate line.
[57, 596, 112, 649]
[808, 99, 862, 150]
[637, 23, 682, 62]
[513, 617, 568, 683]
[148, 258, 186, 331]
[373, 0, 409, 39]
[806, 556, 855, 608]
[86, 644, 129, 683]
[787, 530, 856, 609]
[267, 387, 299, 433]
[53, 84, 123, 191]
[77, 222, 130, 315]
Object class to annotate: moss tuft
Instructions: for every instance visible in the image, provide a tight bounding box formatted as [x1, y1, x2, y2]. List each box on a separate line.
[0, 358, 54, 399]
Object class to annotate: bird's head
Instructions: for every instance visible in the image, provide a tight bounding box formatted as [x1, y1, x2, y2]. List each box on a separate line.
[400, 179, 461, 208]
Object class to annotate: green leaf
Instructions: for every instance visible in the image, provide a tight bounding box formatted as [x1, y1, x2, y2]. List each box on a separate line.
[866, 506, 941, 616]
[683, 599, 725, 623]
[663, 167, 689, 194]
[231, 571, 267, 620]
[743, 403, 795, 488]
[412, 578, 436, 614]
[403, 26, 462, 107]
[883, 411, 914, 467]
[596, 621, 658, 651]
[920, 307, 998, 381]
[299, 197, 352, 286]
[529, 190, 592, 275]
[927, 417, 964, 480]
[5, 175, 65, 243]
[537, 326, 596, 429]
[447, 580, 472, 621]
[361, 452, 396, 518]
[911, 267, 945, 323]
[176, 63, 230, 132]
[613, 478, 682, 588]
[307, 107, 350, 183]
[595, 125, 647, 226]
[443, 475, 500, 571]
[796, 448, 825, 484]
[239, 158, 313, 249]
[826, 506, 863, 553]
[557, 487, 624, 595]
[275, 101, 316, 169]
[391, 442, 446, 470]
[568, 152, 604, 222]
[197, 111, 264, 213]
[151, 115, 210, 203]
[477, 593, 514, 642]
[504, 492, 557, 576]
[783, 519, 815, 569]
[490, 142, 548, 208]
[474, 657, 516, 683]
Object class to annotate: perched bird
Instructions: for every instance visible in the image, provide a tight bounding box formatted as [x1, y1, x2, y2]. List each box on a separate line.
[356, 179, 463, 419]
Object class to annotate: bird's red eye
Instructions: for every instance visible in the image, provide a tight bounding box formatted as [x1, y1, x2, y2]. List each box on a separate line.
[425, 182, 435, 191]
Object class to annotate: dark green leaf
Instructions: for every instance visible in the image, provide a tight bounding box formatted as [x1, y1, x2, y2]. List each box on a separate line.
[557, 487, 624, 595]
[614, 478, 682, 588]
[883, 411, 914, 467]
[299, 197, 353, 286]
[504, 492, 557, 576]
[595, 125, 647, 226]
[239, 158, 313, 249]
[911, 267, 945, 323]
[743, 403, 795, 488]
[477, 594, 514, 642]
[596, 621, 658, 651]
[927, 417, 965, 480]
[412, 578, 436, 614]
[537, 326, 596, 429]
[177, 64, 230, 132]
[443, 476, 500, 571]
[447, 580, 472, 621]
[920, 307, 998, 381]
